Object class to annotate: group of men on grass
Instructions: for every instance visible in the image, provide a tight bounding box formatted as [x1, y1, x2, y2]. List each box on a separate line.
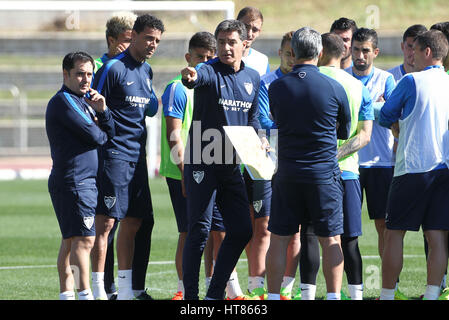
[45, 7, 449, 300]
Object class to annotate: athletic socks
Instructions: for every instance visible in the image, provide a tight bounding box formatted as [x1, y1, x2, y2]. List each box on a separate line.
[178, 279, 185, 294]
[117, 269, 134, 300]
[225, 271, 243, 299]
[424, 285, 441, 300]
[248, 276, 265, 292]
[91, 272, 108, 300]
[59, 290, 93, 300]
[280, 276, 295, 294]
[300, 283, 317, 300]
[348, 284, 363, 300]
[59, 290, 75, 300]
[379, 288, 395, 300]
[326, 292, 341, 300]
[267, 293, 280, 300]
[78, 288, 94, 300]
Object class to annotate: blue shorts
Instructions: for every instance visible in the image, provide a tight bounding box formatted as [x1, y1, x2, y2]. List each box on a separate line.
[50, 187, 97, 239]
[97, 158, 153, 221]
[342, 179, 362, 237]
[386, 169, 449, 231]
[166, 177, 224, 233]
[243, 169, 272, 219]
[268, 173, 344, 237]
[184, 164, 251, 234]
[359, 167, 393, 220]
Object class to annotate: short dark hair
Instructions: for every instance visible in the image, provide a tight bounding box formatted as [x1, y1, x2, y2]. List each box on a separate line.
[214, 19, 247, 41]
[280, 31, 294, 49]
[330, 17, 357, 34]
[133, 14, 165, 34]
[62, 51, 94, 72]
[430, 21, 449, 42]
[352, 27, 378, 49]
[414, 29, 449, 61]
[189, 31, 217, 53]
[403, 24, 427, 42]
[236, 6, 263, 22]
[321, 32, 345, 59]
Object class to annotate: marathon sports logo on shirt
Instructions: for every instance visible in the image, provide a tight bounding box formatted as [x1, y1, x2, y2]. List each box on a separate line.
[83, 217, 94, 230]
[104, 196, 116, 209]
[125, 95, 151, 109]
[193, 171, 204, 184]
[218, 98, 252, 113]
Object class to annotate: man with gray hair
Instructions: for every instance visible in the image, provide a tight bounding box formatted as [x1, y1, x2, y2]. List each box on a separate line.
[265, 27, 351, 300]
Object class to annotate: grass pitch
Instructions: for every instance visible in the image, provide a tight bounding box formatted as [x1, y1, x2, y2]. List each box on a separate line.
[0, 178, 429, 300]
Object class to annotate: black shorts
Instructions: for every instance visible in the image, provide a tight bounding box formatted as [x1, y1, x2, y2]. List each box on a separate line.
[50, 187, 97, 239]
[386, 169, 449, 231]
[268, 174, 344, 237]
[359, 167, 394, 220]
[97, 158, 153, 221]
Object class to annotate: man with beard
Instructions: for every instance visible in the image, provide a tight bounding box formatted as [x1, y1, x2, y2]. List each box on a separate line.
[346, 28, 407, 299]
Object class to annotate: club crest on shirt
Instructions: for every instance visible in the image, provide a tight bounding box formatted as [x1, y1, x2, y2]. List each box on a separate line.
[244, 82, 253, 95]
[83, 216, 94, 230]
[104, 196, 116, 209]
[253, 200, 263, 213]
[193, 171, 204, 184]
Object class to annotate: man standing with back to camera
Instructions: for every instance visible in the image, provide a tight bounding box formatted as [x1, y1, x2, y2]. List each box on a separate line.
[265, 27, 351, 300]
[91, 14, 164, 300]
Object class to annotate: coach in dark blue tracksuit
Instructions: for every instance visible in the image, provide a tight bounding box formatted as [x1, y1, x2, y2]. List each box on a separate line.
[181, 19, 267, 300]
[46, 52, 115, 300]
[265, 27, 352, 300]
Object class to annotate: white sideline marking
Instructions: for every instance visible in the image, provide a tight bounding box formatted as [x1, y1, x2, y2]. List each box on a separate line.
[0, 255, 424, 271]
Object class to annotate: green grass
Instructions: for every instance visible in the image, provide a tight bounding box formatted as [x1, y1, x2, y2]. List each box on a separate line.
[0, 178, 429, 300]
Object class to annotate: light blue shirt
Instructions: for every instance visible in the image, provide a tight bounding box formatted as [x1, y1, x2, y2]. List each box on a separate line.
[258, 67, 284, 130]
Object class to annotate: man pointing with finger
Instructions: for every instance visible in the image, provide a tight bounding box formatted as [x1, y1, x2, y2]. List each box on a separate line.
[181, 19, 268, 300]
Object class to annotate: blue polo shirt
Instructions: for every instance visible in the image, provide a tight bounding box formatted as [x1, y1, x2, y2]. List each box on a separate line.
[182, 57, 262, 165]
[45, 85, 115, 190]
[269, 64, 351, 183]
[92, 49, 158, 162]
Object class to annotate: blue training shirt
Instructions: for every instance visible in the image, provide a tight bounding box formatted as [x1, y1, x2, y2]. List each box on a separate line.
[258, 67, 284, 130]
[269, 64, 351, 184]
[182, 57, 262, 165]
[92, 49, 158, 162]
[45, 85, 115, 190]
[162, 81, 187, 120]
